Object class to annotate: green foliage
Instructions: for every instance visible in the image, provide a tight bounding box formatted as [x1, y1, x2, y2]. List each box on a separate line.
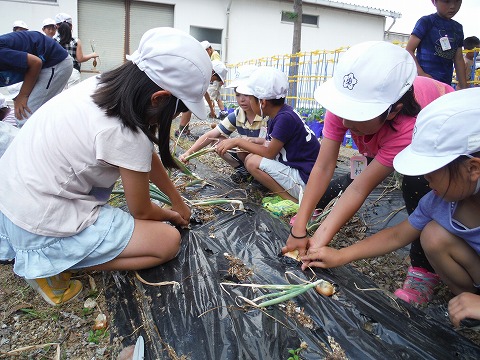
[82, 307, 94, 316]
[87, 329, 109, 344]
[287, 347, 302, 360]
[284, 11, 299, 20]
[296, 107, 325, 122]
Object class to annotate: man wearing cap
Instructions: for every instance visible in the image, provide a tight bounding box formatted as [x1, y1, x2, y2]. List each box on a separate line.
[12, 20, 28, 32]
[0, 27, 212, 306]
[201, 40, 221, 61]
[285, 41, 454, 305]
[42, 18, 57, 38]
[217, 66, 320, 202]
[0, 30, 72, 123]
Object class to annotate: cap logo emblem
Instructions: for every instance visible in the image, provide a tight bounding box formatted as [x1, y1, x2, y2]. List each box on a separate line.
[343, 73, 358, 90]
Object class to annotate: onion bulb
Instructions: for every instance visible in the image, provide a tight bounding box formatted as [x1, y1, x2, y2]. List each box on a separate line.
[315, 281, 335, 296]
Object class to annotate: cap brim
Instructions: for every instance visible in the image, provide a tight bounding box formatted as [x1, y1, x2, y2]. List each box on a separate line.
[235, 83, 254, 96]
[183, 99, 207, 120]
[225, 79, 244, 89]
[314, 80, 390, 121]
[393, 146, 458, 176]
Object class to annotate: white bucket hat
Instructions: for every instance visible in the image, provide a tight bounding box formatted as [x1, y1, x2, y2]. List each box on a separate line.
[314, 41, 417, 121]
[236, 66, 288, 100]
[55, 13, 72, 24]
[42, 18, 56, 27]
[394, 87, 480, 176]
[211, 60, 227, 83]
[226, 64, 258, 89]
[201, 40, 211, 50]
[12, 20, 28, 30]
[126, 27, 212, 120]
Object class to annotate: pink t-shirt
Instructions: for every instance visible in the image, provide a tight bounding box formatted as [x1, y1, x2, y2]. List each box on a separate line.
[322, 76, 454, 167]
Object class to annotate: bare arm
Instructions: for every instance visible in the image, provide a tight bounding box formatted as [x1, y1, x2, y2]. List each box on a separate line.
[204, 92, 215, 118]
[180, 127, 223, 162]
[300, 219, 420, 270]
[406, 35, 431, 78]
[14, 54, 42, 119]
[75, 39, 98, 63]
[282, 138, 340, 255]
[119, 153, 190, 226]
[308, 159, 393, 250]
[149, 153, 190, 224]
[454, 48, 467, 90]
[216, 136, 283, 160]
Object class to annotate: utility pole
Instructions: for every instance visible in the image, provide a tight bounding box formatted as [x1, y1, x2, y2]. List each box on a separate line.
[289, 0, 302, 108]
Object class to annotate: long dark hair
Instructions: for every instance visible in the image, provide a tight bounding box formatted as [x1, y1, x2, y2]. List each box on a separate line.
[56, 22, 73, 46]
[91, 61, 186, 168]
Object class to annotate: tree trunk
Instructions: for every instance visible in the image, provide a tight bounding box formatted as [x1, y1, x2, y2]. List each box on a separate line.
[289, 0, 302, 108]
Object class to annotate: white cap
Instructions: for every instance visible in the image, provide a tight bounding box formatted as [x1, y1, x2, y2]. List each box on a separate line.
[13, 20, 28, 30]
[314, 41, 417, 121]
[126, 27, 212, 120]
[394, 88, 480, 176]
[42, 18, 56, 27]
[201, 40, 211, 49]
[55, 13, 72, 24]
[0, 94, 6, 108]
[211, 60, 227, 82]
[226, 64, 258, 89]
[236, 66, 288, 100]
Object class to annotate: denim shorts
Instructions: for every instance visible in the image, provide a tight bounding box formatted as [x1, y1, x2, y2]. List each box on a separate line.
[0, 205, 134, 279]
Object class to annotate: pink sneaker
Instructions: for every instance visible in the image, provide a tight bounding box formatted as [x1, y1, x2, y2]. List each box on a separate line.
[289, 209, 322, 226]
[394, 266, 440, 304]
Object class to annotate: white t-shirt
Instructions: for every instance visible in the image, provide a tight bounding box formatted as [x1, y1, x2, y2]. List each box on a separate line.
[0, 77, 153, 236]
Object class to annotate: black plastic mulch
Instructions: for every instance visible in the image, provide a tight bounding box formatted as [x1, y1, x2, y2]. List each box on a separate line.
[106, 164, 480, 360]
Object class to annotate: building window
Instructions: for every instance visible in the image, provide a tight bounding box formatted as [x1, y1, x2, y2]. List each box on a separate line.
[190, 26, 223, 52]
[281, 11, 318, 26]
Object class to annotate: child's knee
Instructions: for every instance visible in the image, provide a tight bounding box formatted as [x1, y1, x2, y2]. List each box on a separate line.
[163, 227, 182, 261]
[420, 221, 451, 251]
[244, 154, 261, 171]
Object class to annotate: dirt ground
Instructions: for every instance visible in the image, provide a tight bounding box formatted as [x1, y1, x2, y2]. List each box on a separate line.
[1, 119, 479, 359]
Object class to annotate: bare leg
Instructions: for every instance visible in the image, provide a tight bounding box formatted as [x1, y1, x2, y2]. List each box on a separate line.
[245, 154, 298, 202]
[86, 219, 181, 271]
[179, 111, 192, 128]
[421, 221, 480, 295]
[217, 98, 225, 111]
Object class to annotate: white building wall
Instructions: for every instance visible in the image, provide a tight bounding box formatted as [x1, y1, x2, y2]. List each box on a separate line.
[0, 0, 78, 36]
[1, 0, 389, 64]
[225, 0, 385, 63]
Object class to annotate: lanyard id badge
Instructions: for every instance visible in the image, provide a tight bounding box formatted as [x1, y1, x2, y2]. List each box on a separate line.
[350, 154, 368, 179]
[439, 36, 451, 51]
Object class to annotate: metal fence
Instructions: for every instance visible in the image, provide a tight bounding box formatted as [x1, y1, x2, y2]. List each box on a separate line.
[222, 45, 480, 121]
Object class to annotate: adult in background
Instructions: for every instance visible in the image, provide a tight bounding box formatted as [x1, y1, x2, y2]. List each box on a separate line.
[201, 40, 221, 61]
